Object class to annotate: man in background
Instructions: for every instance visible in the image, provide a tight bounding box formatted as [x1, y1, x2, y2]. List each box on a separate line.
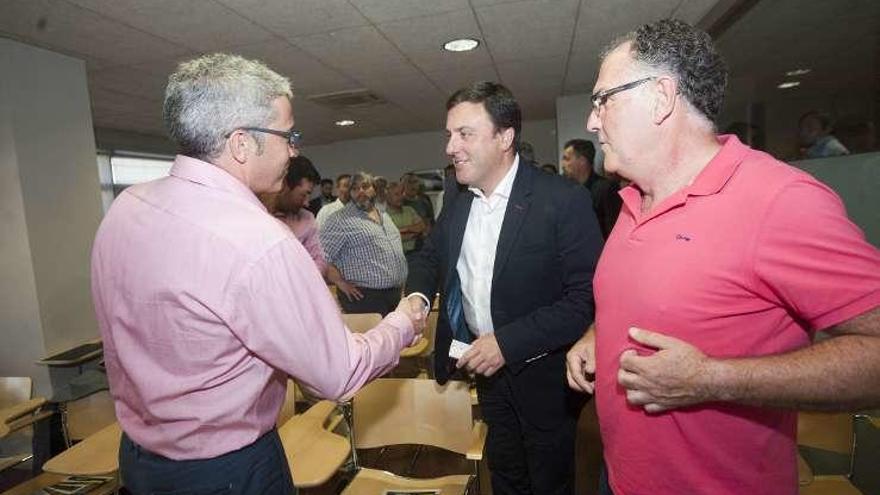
[386, 181, 426, 259]
[308, 177, 335, 215]
[315, 173, 351, 226]
[321, 172, 408, 315]
[265, 155, 326, 274]
[561, 138, 621, 239]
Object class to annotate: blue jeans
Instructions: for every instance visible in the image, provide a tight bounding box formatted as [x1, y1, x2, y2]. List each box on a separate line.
[119, 429, 296, 495]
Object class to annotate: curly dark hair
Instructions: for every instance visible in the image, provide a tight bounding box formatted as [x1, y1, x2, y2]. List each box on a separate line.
[604, 19, 727, 124]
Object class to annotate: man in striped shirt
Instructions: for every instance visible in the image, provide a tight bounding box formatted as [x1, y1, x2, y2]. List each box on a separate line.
[320, 172, 408, 315]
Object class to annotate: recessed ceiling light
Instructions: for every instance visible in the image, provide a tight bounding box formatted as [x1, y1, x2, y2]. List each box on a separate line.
[777, 81, 801, 89]
[335, 119, 356, 126]
[443, 38, 480, 52]
[785, 68, 811, 77]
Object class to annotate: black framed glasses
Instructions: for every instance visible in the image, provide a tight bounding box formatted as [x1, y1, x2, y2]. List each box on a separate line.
[238, 127, 303, 147]
[590, 76, 655, 111]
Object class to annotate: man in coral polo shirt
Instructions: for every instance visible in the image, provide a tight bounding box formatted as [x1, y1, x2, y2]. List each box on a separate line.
[565, 19, 880, 495]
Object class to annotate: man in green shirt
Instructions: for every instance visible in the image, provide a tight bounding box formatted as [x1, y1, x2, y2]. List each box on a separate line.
[386, 181, 425, 256]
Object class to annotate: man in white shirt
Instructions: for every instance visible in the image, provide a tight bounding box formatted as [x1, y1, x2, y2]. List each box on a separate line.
[315, 173, 351, 226]
[406, 82, 603, 495]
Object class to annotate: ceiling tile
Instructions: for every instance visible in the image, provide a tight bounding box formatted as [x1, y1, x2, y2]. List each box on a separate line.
[217, 0, 368, 38]
[425, 66, 499, 94]
[377, 9, 491, 71]
[476, 0, 579, 62]
[88, 66, 169, 102]
[571, 0, 680, 57]
[0, 0, 188, 66]
[672, 0, 721, 25]
[67, 0, 275, 51]
[497, 56, 566, 84]
[351, 0, 469, 23]
[293, 25, 409, 74]
[225, 40, 358, 95]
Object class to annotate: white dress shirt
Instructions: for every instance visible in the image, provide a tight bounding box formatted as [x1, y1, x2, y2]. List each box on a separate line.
[456, 155, 519, 336]
[315, 198, 345, 227]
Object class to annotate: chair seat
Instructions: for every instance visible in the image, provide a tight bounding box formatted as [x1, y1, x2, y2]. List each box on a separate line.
[799, 475, 863, 495]
[0, 454, 28, 472]
[278, 401, 350, 488]
[399, 336, 430, 358]
[42, 422, 121, 476]
[342, 467, 472, 495]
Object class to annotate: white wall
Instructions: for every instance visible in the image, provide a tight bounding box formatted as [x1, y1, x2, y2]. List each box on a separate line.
[0, 39, 104, 396]
[302, 119, 557, 180]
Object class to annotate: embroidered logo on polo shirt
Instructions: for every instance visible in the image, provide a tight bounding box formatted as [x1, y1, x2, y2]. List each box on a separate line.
[675, 233, 692, 241]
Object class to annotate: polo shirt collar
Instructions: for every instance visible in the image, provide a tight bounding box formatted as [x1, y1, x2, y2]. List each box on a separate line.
[620, 134, 748, 225]
[686, 134, 749, 197]
[169, 155, 266, 211]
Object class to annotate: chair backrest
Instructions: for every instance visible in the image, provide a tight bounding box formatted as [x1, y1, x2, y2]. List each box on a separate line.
[797, 411, 854, 455]
[417, 310, 438, 357]
[276, 379, 300, 427]
[342, 313, 383, 334]
[0, 377, 32, 409]
[67, 390, 117, 442]
[352, 378, 473, 454]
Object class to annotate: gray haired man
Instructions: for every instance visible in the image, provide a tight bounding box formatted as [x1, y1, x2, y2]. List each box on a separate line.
[92, 54, 424, 494]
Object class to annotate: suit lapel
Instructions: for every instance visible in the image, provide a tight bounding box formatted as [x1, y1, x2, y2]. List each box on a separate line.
[446, 190, 474, 282]
[493, 162, 533, 281]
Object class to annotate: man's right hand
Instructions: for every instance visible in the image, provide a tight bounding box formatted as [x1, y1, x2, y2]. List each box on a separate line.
[395, 297, 426, 334]
[566, 325, 596, 394]
[336, 280, 363, 301]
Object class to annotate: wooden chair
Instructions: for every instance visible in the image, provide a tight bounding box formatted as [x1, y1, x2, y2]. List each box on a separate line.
[797, 411, 872, 495]
[42, 422, 121, 476]
[64, 389, 116, 445]
[278, 400, 349, 488]
[0, 377, 51, 472]
[341, 378, 487, 495]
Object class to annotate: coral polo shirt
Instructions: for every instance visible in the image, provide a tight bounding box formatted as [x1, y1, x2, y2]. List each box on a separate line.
[594, 136, 880, 495]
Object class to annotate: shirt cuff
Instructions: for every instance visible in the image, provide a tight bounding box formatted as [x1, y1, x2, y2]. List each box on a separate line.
[383, 310, 418, 347]
[407, 292, 432, 315]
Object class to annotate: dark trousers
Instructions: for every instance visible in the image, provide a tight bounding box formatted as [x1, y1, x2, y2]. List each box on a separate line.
[119, 430, 295, 495]
[476, 372, 577, 495]
[338, 286, 400, 316]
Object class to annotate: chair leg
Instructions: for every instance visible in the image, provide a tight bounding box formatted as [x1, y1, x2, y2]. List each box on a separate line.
[340, 401, 359, 471]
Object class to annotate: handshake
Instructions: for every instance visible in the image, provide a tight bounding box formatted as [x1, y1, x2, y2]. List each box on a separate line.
[394, 295, 429, 336]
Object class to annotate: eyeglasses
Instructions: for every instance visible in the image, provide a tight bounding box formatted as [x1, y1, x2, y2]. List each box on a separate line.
[237, 127, 303, 147]
[590, 77, 655, 110]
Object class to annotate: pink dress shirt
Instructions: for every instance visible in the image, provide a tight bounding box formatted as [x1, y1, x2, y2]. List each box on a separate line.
[91, 155, 414, 460]
[275, 209, 327, 275]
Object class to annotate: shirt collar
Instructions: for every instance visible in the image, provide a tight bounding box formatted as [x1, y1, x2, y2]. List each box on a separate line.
[168, 155, 266, 211]
[686, 134, 749, 197]
[468, 154, 520, 201]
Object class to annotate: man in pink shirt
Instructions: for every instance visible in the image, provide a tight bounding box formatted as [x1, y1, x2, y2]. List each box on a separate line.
[565, 19, 880, 495]
[267, 155, 327, 274]
[91, 53, 424, 495]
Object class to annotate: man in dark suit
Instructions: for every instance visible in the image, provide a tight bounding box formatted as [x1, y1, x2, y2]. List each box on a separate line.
[406, 82, 603, 495]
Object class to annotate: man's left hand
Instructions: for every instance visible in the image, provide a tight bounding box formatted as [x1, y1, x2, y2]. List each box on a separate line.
[618, 327, 715, 413]
[457, 334, 506, 377]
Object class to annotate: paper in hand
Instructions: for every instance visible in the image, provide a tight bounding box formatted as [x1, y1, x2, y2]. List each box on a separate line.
[448, 339, 471, 360]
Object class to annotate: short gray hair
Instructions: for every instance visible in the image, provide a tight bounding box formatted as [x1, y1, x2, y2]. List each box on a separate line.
[163, 53, 292, 160]
[350, 172, 374, 189]
[603, 19, 727, 124]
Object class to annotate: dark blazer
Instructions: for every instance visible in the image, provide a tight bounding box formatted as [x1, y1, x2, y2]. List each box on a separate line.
[407, 161, 602, 427]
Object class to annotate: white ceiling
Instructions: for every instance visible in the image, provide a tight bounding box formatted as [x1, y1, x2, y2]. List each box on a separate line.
[0, 0, 718, 145]
[0, 0, 875, 148]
